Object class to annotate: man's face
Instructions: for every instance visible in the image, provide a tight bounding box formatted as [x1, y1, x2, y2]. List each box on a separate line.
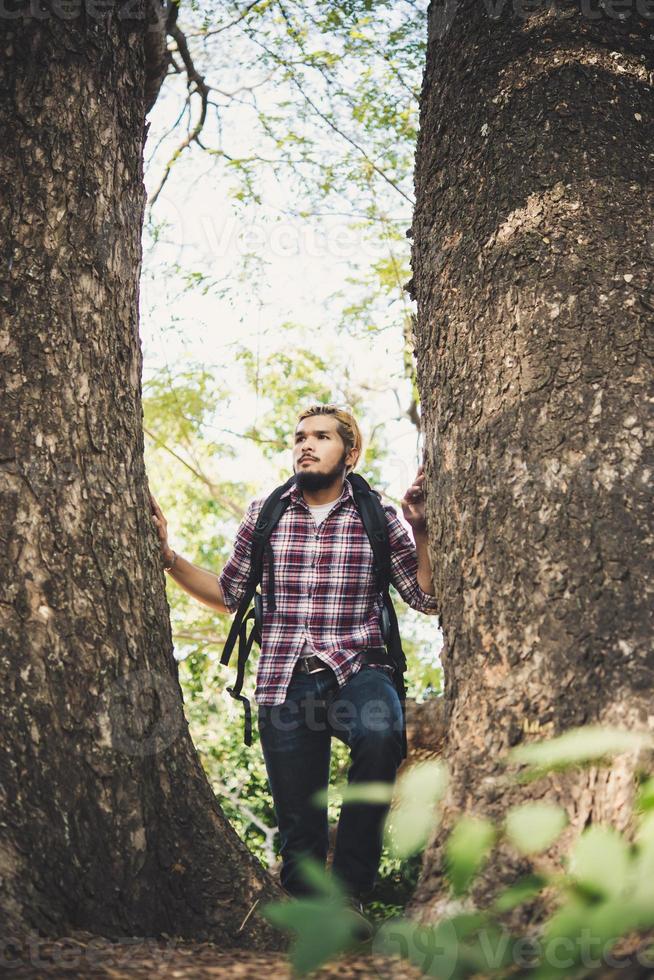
[292, 415, 356, 489]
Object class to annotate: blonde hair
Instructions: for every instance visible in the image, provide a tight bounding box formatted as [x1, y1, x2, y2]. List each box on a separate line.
[296, 404, 363, 472]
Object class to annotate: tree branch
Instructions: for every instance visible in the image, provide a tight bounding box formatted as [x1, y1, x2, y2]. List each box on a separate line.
[185, 0, 264, 39]
[144, 0, 178, 114]
[147, 20, 212, 208]
[143, 426, 243, 518]
[213, 780, 278, 867]
[244, 26, 414, 206]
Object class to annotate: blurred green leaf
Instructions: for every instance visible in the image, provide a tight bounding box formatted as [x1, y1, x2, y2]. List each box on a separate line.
[312, 780, 394, 808]
[260, 859, 365, 974]
[508, 727, 650, 775]
[385, 761, 448, 859]
[373, 917, 460, 978]
[630, 812, 654, 911]
[637, 776, 654, 813]
[445, 816, 495, 896]
[569, 826, 631, 899]
[492, 874, 548, 913]
[505, 803, 568, 855]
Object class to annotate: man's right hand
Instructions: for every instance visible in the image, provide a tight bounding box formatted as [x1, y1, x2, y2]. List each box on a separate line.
[150, 492, 175, 567]
[149, 489, 229, 613]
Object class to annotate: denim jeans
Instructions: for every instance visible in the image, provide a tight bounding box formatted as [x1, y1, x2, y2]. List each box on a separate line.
[257, 663, 404, 900]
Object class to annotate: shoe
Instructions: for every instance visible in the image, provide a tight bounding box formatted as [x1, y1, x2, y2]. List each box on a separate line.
[345, 895, 374, 943]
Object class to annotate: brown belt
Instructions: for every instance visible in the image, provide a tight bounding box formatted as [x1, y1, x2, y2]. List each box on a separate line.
[293, 647, 391, 676]
[294, 654, 330, 674]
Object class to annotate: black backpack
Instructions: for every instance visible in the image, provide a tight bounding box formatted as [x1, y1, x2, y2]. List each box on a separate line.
[220, 472, 408, 759]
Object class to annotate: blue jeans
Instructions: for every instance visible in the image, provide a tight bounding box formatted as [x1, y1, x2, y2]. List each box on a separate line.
[257, 663, 404, 900]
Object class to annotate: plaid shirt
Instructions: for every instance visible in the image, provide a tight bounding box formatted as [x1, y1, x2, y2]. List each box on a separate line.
[219, 478, 438, 705]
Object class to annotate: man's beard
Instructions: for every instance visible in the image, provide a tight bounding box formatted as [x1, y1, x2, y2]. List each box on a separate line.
[295, 453, 347, 492]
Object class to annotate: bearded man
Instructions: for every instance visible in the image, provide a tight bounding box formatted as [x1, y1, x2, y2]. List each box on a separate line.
[150, 404, 437, 922]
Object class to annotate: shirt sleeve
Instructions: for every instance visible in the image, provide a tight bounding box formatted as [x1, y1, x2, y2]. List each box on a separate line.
[218, 499, 262, 613]
[384, 504, 439, 615]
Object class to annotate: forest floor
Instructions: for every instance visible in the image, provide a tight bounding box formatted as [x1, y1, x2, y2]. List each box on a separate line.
[5, 931, 654, 980]
[2, 929, 424, 979]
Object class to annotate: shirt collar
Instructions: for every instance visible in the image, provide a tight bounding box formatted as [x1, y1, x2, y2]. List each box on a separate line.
[282, 476, 354, 509]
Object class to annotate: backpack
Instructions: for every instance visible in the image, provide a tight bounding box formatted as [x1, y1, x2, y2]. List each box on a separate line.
[220, 472, 408, 759]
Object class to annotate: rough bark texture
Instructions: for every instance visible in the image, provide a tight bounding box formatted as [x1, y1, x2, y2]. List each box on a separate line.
[0, 5, 283, 949]
[408, 0, 654, 919]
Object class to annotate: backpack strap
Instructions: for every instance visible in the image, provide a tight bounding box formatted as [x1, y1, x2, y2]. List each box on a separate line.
[220, 475, 295, 670]
[225, 607, 258, 745]
[347, 473, 408, 760]
[347, 473, 392, 592]
[220, 476, 295, 746]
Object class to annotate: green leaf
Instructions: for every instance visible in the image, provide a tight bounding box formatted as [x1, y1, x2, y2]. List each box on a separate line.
[637, 810, 654, 848]
[384, 761, 448, 859]
[505, 803, 568, 855]
[536, 895, 651, 979]
[373, 917, 460, 978]
[637, 776, 654, 812]
[375, 913, 513, 977]
[508, 727, 650, 774]
[569, 826, 631, 899]
[260, 859, 366, 975]
[535, 898, 602, 979]
[630, 812, 654, 911]
[445, 816, 495, 896]
[492, 874, 548, 913]
[311, 780, 395, 808]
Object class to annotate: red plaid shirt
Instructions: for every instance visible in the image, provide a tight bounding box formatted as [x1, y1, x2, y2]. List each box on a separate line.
[219, 478, 438, 705]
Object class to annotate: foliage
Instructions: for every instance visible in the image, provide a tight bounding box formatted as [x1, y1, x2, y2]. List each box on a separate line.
[142, 0, 442, 925]
[263, 726, 654, 977]
[143, 0, 428, 440]
[445, 816, 495, 897]
[261, 859, 371, 974]
[505, 803, 568, 856]
[509, 727, 650, 778]
[143, 344, 443, 881]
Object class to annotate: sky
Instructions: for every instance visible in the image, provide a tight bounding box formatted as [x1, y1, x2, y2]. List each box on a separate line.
[140, 82, 423, 501]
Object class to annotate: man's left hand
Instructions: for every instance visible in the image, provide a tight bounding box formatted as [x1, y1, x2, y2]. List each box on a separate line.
[401, 465, 427, 534]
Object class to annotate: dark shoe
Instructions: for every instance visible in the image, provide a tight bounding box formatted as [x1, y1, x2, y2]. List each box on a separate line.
[345, 895, 374, 943]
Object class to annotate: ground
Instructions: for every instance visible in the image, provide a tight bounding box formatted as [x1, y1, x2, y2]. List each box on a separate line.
[2, 931, 425, 979]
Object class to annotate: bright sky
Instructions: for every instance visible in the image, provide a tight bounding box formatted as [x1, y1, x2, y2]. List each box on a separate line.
[140, 81, 423, 501]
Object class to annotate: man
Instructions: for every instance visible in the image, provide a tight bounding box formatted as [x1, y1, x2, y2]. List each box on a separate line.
[150, 404, 437, 915]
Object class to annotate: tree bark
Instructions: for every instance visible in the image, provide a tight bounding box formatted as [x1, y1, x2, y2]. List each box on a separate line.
[408, 0, 654, 919]
[0, 5, 283, 949]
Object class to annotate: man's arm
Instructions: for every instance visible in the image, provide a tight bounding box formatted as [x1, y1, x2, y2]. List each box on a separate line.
[382, 464, 438, 614]
[385, 507, 438, 614]
[150, 492, 229, 613]
[401, 464, 435, 597]
[165, 554, 229, 613]
[412, 527, 435, 597]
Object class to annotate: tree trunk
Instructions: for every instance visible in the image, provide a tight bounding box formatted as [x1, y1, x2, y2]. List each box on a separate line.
[0, 6, 283, 948]
[408, 0, 653, 918]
